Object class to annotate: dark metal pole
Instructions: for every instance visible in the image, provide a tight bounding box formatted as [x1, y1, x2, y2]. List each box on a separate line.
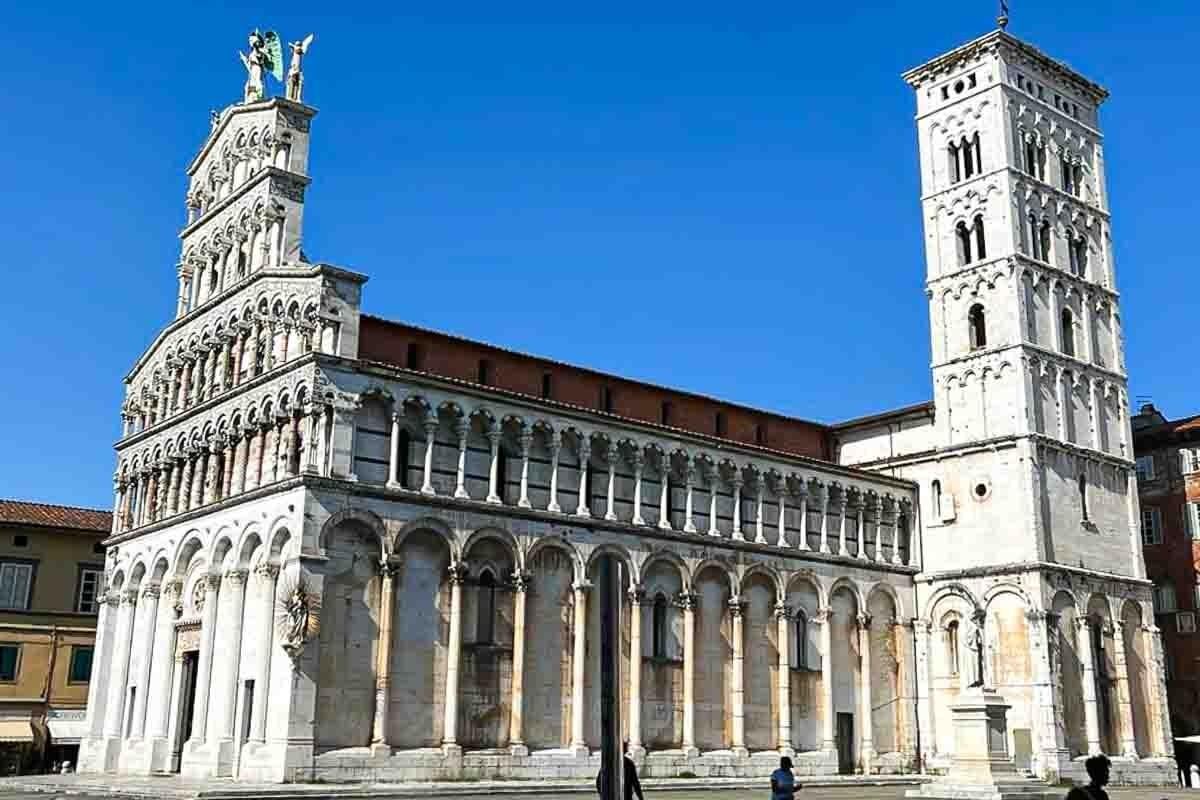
[598, 555, 623, 800]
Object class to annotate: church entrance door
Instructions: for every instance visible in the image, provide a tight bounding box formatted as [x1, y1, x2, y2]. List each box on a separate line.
[172, 651, 199, 773]
[836, 713, 854, 774]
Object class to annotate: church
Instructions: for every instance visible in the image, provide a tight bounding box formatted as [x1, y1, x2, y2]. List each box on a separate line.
[77, 22, 1176, 785]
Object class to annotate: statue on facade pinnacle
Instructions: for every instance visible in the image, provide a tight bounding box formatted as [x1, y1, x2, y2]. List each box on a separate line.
[286, 34, 315, 102]
[239, 29, 283, 104]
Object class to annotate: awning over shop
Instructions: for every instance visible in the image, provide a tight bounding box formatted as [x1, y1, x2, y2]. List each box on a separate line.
[46, 717, 86, 744]
[0, 719, 34, 743]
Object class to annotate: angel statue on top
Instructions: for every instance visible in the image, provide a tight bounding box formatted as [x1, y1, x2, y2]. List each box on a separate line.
[239, 29, 283, 103]
[286, 34, 315, 102]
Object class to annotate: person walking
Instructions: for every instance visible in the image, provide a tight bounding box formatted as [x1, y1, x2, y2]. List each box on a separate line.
[771, 756, 802, 799]
[1065, 755, 1110, 800]
[596, 742, 644, 800]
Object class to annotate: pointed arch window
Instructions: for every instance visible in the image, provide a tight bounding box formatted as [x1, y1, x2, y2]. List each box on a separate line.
[973, 215, 987, 260]
[477, 569, 497, 644]
[948, 142, 961, 183]
[1039, 221, 1053, 264]
[1061, 308, 1076, 357]
[652, 594, 669, 659]
[968, 304, 987, 350]
[1069, 236, 1088, 277]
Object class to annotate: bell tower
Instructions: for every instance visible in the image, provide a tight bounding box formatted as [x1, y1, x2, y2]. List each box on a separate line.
[903, 29, 1136, 575]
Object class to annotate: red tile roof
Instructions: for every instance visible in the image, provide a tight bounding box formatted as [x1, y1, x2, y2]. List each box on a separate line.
[0, 500, 111, 534]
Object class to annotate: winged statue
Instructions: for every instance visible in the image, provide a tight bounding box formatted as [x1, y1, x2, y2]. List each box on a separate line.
[239, 29, 284, 103]
[286, 34, 315, 102]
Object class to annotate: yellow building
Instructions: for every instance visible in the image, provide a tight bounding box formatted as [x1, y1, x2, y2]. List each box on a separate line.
[0, 500, 109, 775]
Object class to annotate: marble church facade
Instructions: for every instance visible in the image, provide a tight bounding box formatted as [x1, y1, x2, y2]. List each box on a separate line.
[78, 26, 1175, 785]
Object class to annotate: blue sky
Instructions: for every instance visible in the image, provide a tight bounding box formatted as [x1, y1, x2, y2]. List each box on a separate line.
[1, 2, 1196, 509]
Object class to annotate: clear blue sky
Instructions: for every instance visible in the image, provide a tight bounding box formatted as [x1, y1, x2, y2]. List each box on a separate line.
[1, 2, 1196, 510]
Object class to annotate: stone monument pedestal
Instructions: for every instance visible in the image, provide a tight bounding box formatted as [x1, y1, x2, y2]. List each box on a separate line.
[907, 690, 1045, 800]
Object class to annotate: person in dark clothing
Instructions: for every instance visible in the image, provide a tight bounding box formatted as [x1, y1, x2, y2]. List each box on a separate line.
[1065, 754, 1110, 800]
[596, 742, 644, 800]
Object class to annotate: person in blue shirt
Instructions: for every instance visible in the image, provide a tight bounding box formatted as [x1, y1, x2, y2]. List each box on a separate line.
[770, 756, 802, 800]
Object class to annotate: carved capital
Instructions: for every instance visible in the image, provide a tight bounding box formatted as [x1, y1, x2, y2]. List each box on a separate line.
[225, 569, 249, 586]
[255, 562, 280, 581]
[775, 602, 792, 620]
[510, 570, 532, 593]
[162, 579, 184, 599]
[627, 585, 646, 606]
[447, 561, 469, 585]
[675, 591, 698, 611]
[857, 612, 873, 630]
[729, 595, 746, 618]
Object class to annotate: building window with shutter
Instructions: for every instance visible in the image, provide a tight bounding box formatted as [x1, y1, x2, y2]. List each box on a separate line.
[1185, 502, 1200, 541]
[1135, 455, 1156, 482]
[1153, 582, 1177, 614]
[0, 562, 34, 610]
[76, 566, 104, 614]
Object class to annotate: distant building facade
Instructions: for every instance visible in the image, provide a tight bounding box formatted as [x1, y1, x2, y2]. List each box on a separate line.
[1132, 404, 1200, 736]
[78, 23, 1174, 787]
[0, 500, 110, 774]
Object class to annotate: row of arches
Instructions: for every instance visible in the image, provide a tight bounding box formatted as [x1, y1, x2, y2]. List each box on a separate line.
[187, 123, 290, 220]
[88, 521, 296, 776]
[124, 291, 329, 436]
[316, 515, 912, 768]
[351, 392, 916, 564]
[116, 383, 321, 532]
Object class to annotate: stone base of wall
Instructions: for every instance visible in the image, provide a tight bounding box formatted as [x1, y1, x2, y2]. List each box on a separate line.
[1054, 755, 1177, 787]
[291, 746, 851, 783]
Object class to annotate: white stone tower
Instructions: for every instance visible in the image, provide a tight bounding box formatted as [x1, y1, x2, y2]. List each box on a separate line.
[838, 28, 1175, 783]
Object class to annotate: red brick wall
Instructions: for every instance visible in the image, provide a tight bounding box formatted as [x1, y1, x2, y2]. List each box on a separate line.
[358, 315, 831, 461]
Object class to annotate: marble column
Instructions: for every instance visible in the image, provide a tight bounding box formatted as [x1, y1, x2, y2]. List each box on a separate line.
[627, 587, 645, 757]
[442, 563, 467, 754]
[1111, 620, 1138, 758]
[421, 416, 439, 495]
[177, 455, 194, 514]
[1076, 617, 1103, 755]
[777, 603, 793, 754]
[819, 485, 832, 554]
[372, 561, 398, 750]
[508, 571, 531, 755]
[242, 426, 261, 492]
[856, 497, 868, 561]
[707, 471, 720, 536]
[84, 594, 118, 740]
[604, 443, 618, 521]
[453, 421, 470, 499]
[144, 580, 181, 751]
[129, 584, 162, 738]
[858, 613, 875, 772]
[657, 458, 671, 530]
[730, 596, 747, 756]
[838, 491, 850, 557]
[575, 438, 592, 517]
[387, 412, 403, 488]
[203, 441, 222, 505]
[517, 429, 532, 508]
[303, 408, 324, 475]
[570, 580, 591, 753]
[279, 414, 298, 478]
[188, 574, 221, 745]
[818, 607, 836, 753]
[731, 477, 745, 541]
[683, 464, 697, 534]
[229, 432, 247, 496]
[222, 439, 237, 497]
[248, 564, 278, 744]
[680, 591, 698, 757]
[486, 428, 503, 504]
[777, 479, 790, 547]
[102, 589, 138, 739]
[189, 449, 206, 509]
[212, 570, 248, 746]
[547, 432, 562, 512]
[631, 451, 645, 525]
[754, 480, 767, 544]
[797, 484, 811, 551]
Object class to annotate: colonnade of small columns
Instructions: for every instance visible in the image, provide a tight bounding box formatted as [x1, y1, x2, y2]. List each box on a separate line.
[123, 310, 330, 437]
[179, 214, 288, 315]
[370, 558, 893, 763]
[115, 404, 326, 533]
[186, 133, 291, 222]
[371, 408, 915, 565]
[1021, 354, 1128, 456]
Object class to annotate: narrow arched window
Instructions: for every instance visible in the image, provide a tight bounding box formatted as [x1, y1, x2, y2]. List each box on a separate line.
[1079, 471, 1089, 522]
[932, 479, 943, 519]
[1025, 139, 1038, 176]
[477, 570, 496, 644]
[496, 444, 510, 503]
[1061, 308, 1076, 357]
[973, 215, 987, 260]
[947, 620, 961, 675]
[971, 132, 982, 175]
[968, 304, 987, 350]
[956, 222, 972, 266]
[1039, 221, 1052, 264]
[961, 138, 974, 178]
[1071, 238, 1088, 277]
[795, 613, 809, 669]
[948, 143, 961, 184]
[652, 594, 668, 659]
